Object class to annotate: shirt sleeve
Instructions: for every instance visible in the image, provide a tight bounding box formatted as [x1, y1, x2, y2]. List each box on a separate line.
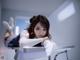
[20, 30, 29, 38]
[19, 30, 44, 48]
[19, 38, 44, 48]
[43, 40, 58, 56]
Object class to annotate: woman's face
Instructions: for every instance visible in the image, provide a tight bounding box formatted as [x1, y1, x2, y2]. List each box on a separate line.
[34, 22, 47, 38]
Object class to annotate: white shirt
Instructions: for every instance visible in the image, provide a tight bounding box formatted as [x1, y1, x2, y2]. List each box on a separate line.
[19, 30, 57, 56]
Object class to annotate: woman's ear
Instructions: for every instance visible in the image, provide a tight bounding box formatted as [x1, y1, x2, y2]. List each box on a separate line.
[31, 32, 34, 34]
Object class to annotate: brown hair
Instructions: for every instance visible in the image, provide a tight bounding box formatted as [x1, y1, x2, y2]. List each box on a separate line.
[27, 15, 50, 39]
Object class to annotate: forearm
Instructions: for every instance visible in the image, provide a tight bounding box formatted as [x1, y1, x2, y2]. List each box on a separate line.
[19, 37, 43, 47]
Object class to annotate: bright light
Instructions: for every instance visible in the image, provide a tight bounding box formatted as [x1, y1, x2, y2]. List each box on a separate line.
[15, 26, 20, 36]
[58, 2, 75, 21]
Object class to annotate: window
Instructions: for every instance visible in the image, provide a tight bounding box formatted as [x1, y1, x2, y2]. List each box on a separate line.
[15, 26, 20, 36]
[15, 16, 30, 35]
[57, 2, 75, 21]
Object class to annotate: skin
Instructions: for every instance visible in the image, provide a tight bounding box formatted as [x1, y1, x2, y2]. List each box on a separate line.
[4, 32, 11, 38]
[34, 22, 47, 38]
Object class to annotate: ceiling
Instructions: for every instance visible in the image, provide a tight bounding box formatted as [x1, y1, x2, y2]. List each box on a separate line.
[2, 0, 66, 16]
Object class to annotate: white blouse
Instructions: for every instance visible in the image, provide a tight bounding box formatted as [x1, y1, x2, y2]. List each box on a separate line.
[19, 30, 57, 56]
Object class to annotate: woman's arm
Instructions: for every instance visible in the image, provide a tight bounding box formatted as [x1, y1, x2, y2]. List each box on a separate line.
[19, 36, 48, 47]
[19, 30, 48, 47]
[43, 40, 57, 56]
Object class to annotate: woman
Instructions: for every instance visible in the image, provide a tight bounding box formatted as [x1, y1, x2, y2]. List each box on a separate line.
[4, 30, 12, 46]
[19, 15, 57, 56]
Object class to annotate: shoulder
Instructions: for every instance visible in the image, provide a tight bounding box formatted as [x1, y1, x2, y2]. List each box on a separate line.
[43, 40, 58, 49]
[20, 30, 29, 38]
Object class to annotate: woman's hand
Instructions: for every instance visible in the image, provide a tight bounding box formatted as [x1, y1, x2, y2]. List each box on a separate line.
[4, 33, 10, 38]
[43, 37, 49, 40]
[39, 37, 49, 42]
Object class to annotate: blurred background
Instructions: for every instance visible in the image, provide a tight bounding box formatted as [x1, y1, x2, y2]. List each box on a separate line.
[0, 0, 80, 60]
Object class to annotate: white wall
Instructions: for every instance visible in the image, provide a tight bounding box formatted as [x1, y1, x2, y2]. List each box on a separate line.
[49, 0, 80, 60]
[0, 0, 4, 48]
[0, 0, 1, 37]
[75, 0, 80, 59]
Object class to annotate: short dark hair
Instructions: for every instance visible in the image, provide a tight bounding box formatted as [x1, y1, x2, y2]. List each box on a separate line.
[27, 15, 50, 38]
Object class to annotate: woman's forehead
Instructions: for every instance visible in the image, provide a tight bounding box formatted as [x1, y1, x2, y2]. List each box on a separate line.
[35, 22, 46, 28]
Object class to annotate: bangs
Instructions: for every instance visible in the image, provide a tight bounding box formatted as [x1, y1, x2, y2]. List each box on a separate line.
[39, 21, 49, 30]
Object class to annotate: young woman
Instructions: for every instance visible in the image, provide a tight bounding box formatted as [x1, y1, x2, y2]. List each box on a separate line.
[19, 15, 57, 56]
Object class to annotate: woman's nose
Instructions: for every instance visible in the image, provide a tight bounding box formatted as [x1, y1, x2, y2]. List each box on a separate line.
[39, 31, 44, 35]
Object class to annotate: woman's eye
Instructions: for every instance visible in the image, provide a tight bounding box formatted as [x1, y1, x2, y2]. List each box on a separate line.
[36, 27, 40, 30]
[43, 28, 46, 31]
